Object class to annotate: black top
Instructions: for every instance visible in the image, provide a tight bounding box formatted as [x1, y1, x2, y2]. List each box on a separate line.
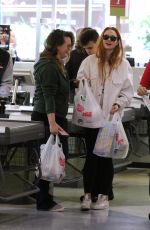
[66, 49, 88, 88]
[65, 49, 88, 103]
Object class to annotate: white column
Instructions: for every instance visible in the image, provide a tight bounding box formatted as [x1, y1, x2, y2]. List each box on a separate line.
[66, 0, 71, 27]
[84, 0, 92, 27]
[51, 0, 57, 30]
[116, 16, 121, 31]
[35, 0, 42, 60]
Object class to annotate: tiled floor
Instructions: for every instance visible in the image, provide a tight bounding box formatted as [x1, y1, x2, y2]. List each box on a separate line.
[0, 168, 150, 230]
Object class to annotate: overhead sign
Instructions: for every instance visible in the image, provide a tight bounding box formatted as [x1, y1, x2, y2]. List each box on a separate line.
[110, 0, 129, 17]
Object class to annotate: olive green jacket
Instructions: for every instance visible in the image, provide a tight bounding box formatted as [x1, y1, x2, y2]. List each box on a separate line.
[33, 59, 69, 118]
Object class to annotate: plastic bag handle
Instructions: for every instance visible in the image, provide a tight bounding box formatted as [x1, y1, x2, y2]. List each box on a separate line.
[78, 78, 85, 89]
[112, 112, 121, 122]
[55, 134, 62, 149]
[78, 78, 89, 101]
[48, 134, 55, 145]
[48, 134, 61, 147]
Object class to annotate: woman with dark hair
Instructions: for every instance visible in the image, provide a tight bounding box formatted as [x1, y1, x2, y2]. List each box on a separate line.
[76, 27, 134, 211]
[31, 29, 74, 212]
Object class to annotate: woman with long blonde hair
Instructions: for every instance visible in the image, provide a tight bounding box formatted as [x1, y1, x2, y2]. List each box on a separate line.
[76, 27, 134, 211]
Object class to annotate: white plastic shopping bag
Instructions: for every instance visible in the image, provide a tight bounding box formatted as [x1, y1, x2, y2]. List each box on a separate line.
[112, 113, 129, 159]
[40, 134, 65, 183]
[93, 113, 129, 159]
[93, 118, 117, 158]
[72, 79, 104, 128]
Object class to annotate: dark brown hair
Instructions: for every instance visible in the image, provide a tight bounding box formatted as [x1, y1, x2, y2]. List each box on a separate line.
[75, 27, 92, 53]
[40, 29, 74, 59]
[79, 28, 99, 47]
[40, 29, 74, 76]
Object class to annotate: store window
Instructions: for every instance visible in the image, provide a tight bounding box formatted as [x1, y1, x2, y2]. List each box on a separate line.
[0, 0, 87, 60]
[0, 0, 106, 60]
[108, 0, 150, 65]
[91, 0, 105, 34]
[127, 0, 150, 65]
[0, 0, 37, 60]
[0, 0, 149, 63]
[39, 0, 85, 54]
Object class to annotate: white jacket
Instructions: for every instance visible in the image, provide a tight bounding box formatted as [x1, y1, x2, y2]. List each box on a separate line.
[77, 54, 134, 119]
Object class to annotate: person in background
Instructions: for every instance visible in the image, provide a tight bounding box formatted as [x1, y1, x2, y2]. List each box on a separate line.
[31, 29, 74, 212]
[137, 61, 150, 149]
[76, 27, 134, 211]
[65, 27, 91, 103]
[0, 31, 9, 49]
[9, 30, 21, 63]
[79, 28, 99, 56]
[137, 61, 150, 96]
[0, 48, 13, 97]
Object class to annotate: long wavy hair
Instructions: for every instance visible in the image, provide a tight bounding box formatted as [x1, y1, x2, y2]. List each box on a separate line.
[40, 29, 74, 75]
[96, 27, 124, 81]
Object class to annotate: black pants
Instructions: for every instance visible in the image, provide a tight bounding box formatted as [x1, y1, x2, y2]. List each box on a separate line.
[31, 111, 68, 210]
[83, 128, 114, 197]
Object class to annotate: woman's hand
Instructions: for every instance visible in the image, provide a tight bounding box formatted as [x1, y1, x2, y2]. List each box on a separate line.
[73, 79, 80, 88]
[110, 103, 120, 114]
[49, 121, 59, 134]
[48, 113, 63, 135]
[137, 85, 148, 96]
[49, 122, 67, 135]
[49, 122, 65, 135]
[73, 77, 89, 88]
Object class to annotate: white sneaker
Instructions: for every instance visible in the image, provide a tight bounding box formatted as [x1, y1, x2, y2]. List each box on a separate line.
[91, 194, 109, 210]
[50, 203, 64, 212]
[80, 194, 91, 211]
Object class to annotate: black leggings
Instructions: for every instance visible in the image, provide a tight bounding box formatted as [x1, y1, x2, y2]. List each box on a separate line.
[83, 128, 114, 197]
[31, 111, 68, 210]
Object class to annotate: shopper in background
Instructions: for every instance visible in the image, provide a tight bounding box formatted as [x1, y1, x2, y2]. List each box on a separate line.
[79, 28, 99, 56]
[66, 28, 98, 103]
[9, 30, 21, 63]
[65, 27, 89, 103]
[31, 29, 74, 212]
[0, 48, 13, 97]
[76, 27, 134, 211]
[66, 27, 90, 81]
[137, 61, 150, 96]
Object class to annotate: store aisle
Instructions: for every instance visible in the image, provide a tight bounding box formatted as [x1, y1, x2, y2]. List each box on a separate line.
[0, 168, 150, 230]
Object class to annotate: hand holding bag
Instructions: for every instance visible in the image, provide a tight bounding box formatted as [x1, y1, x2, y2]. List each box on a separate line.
[72, 78, 104, 128]
[93, 117, 117, 157]
[112, 112, 129, 159]
[40, 134, 65, 183]
[93, 112, 129, 159]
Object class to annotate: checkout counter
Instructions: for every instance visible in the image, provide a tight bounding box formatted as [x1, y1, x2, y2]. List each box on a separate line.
[0, 64, 149, 199]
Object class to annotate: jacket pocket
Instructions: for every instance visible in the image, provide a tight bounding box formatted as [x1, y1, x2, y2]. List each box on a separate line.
[112, 76, 122, 86]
